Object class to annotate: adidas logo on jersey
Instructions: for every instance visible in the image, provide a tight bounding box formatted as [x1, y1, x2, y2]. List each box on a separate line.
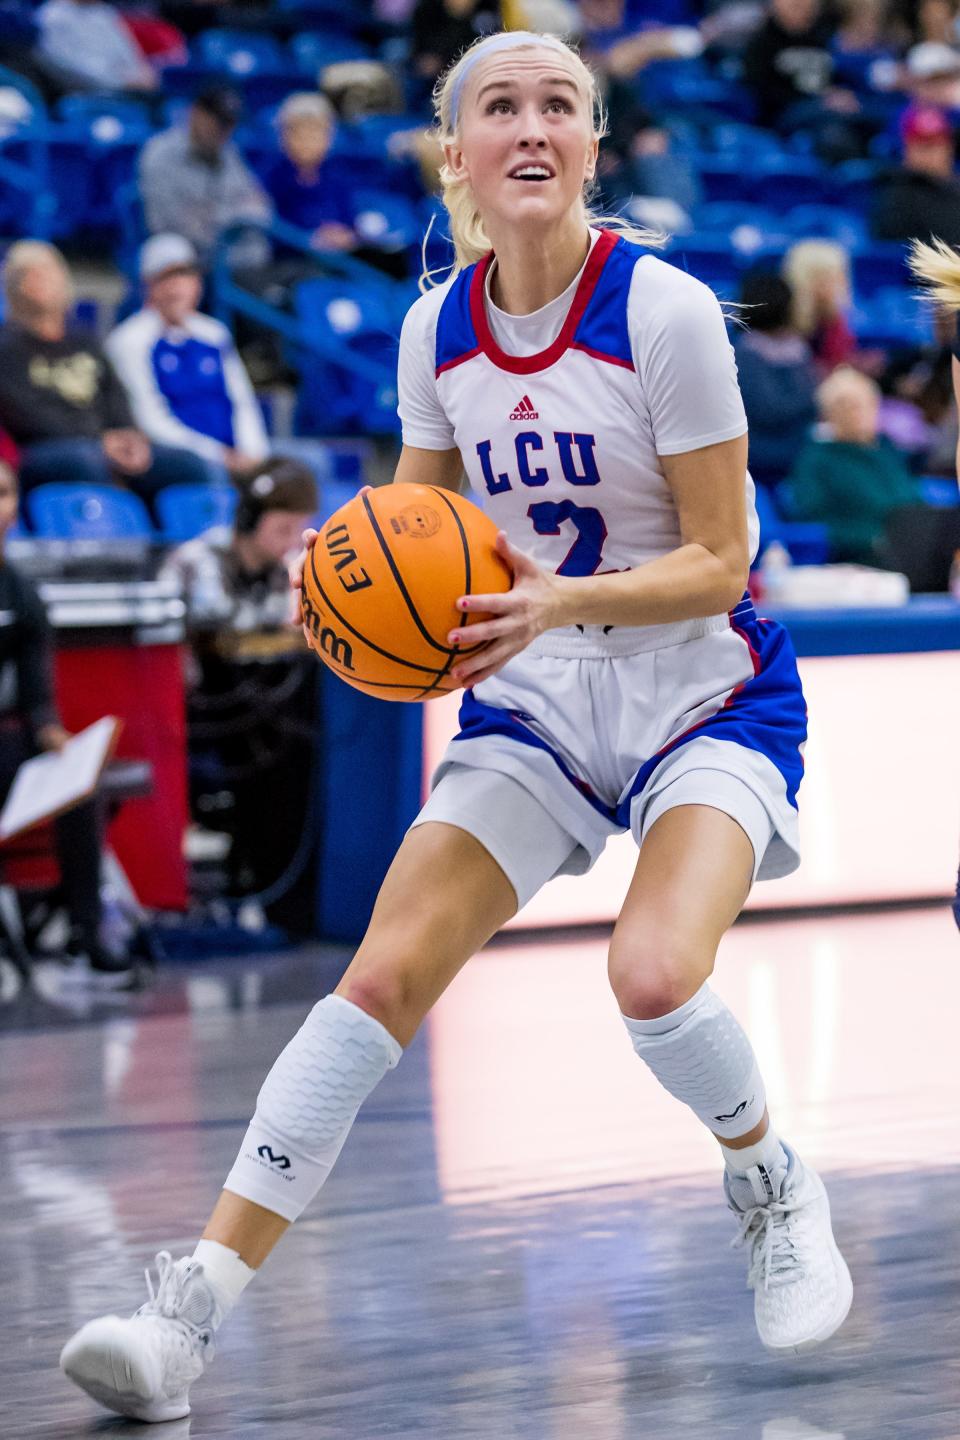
[509, 395, 538, 421]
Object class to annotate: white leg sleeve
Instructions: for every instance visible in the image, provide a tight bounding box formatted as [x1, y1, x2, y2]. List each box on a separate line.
[223, 995, 402, 1222]
[622, 983, 766, 1140]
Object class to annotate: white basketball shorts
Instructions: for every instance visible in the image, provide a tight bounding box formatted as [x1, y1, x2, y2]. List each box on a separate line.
[413, 597, 806, 911]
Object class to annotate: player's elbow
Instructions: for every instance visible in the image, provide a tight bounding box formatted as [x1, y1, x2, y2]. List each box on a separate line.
[710, 547, 750, 611]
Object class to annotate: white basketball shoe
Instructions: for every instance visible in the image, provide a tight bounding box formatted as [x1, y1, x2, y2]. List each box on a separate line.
[726, 1142, 853, 1355]
[60, 1251, 219, 1422]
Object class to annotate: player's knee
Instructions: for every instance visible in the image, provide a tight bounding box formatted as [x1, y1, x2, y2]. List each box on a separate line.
[607, 929, 714, 1020]
[336, 968, 415, 1042]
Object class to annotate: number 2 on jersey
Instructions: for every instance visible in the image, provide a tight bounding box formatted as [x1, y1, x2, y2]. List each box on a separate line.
[528, 500, 608, 578]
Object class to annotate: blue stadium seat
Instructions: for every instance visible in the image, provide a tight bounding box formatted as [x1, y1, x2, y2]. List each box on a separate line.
[751, 158, 827, 209]
[155, 483, 238, 543]
[666, 238, 742, 295]
[45, 92, 152, 238]
[194, 30, 292, 78]
[851, 286, 930, 347]
[56, 94, 152, 138]
[167, 32, 301, 107]
[851, 244, 910, 298]
[351, 188, 420, 253]
[26, 484, 154, 541]
[294, 278, 400, 435]
[276, 0, 370, 29]
[704, 123, 788, 160]
[290, 31, 373, 73]
[754, 484, 830, 564]
[693, 202, 782, 236]
[919, 476, 960, 507]
[783, 205, 867, 249]
[831, 159, 885, 216]
[641, 61, 756, 122]
[697, 159, 755, 205]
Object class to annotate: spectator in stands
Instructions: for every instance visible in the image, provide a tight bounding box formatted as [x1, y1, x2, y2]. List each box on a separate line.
[743, 0, 839, 125]
[782, 239, 858, 372]
[742, 0, 868, 156]
[264, 94, 357, 253]
[790, 366, 919, 561]
[159, 457, 319, 911]
[872, 103, 960, 245]
[410, 0, 500, 89]
[36, 0, 158, 93]
[156, 0, 273, 38]
[786, 364, 960, 587]
[0, 459, 133, 979]
[903, 0, 960, 93]
[159, 456, 317, 629]
[138, 85, 271, 268]
[593, 70, 701, 221]
[0, 241, 210, 507]
[831, 0, 905, 92]
[105, 234, 269, 483]
[734, 273, 819, 484]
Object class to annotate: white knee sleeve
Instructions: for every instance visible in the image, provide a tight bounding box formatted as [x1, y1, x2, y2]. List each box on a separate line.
[622, 983, 766, 1139]
[223, 995, 402, 1222]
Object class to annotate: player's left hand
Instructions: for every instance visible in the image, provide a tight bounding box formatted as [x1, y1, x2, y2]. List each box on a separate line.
[448, 532, 561, 687]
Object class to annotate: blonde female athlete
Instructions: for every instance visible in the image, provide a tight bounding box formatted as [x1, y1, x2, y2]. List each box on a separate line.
[910, 234, 960, 931]
[61, 31, 853, 1422]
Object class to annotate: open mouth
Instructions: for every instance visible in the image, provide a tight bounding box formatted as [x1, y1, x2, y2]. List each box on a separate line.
[509, 165, 555, 182]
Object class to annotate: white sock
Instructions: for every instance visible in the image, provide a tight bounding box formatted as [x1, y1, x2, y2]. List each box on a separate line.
[622, 982, 767, 1140]
[720, 1128, 790, 1206]
[191, 1239, 256, 1322]
[223, 994, 402, 1223]
[719, 1127, 788, 1180]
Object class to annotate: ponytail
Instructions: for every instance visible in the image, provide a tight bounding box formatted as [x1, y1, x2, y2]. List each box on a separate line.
[909, 236, 960, 310]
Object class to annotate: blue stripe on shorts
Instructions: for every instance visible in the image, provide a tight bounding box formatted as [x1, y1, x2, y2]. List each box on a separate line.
[452, 611, 807, 829]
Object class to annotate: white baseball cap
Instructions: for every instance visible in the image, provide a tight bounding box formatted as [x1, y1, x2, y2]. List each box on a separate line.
[906, 42, 960, 80]
[140, 233, 201, 282]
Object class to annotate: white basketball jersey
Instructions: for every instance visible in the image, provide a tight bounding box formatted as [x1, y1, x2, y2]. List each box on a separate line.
[398, 229, 757, 586]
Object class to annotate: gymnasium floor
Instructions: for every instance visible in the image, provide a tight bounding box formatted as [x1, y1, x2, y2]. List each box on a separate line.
[2, 904, 958, 1439]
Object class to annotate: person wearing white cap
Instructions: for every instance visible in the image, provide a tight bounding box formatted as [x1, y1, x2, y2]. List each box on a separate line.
[105, 234, 269, 481]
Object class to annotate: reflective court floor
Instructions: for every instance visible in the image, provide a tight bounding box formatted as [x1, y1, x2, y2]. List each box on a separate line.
[2, 904, 959, 1440]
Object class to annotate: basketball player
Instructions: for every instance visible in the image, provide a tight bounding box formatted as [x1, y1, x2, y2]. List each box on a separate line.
[908, 235, 960, 930]
[60, 32, 853, 1422]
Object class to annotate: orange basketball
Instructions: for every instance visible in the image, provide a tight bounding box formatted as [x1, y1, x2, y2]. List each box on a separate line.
[301, 482, 512, 701]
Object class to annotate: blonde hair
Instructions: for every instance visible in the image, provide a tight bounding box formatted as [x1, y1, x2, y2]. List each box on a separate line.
[816, 363, 879, 417]
[3, 240, 72, 313]
[422, 30, 665, 290]
[909, 234, 960, 309]
[782, 239, 851, 336]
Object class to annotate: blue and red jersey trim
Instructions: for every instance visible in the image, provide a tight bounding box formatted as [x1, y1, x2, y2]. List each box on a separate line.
[434, 229, 644, 378]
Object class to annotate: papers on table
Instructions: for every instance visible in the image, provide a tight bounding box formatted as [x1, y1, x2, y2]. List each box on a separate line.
[0, 716, 121, 841]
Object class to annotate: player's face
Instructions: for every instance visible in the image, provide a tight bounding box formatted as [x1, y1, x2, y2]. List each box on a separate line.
[447, 51, 597, 235]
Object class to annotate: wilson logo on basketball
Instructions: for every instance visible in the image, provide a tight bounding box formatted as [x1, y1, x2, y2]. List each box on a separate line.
[301, 593, 356, 673]
[509, 395, 538, 420]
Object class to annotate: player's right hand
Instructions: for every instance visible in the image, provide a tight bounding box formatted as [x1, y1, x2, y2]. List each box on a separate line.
[289, 487, 373, 628]
[290, 528, 320, 636]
